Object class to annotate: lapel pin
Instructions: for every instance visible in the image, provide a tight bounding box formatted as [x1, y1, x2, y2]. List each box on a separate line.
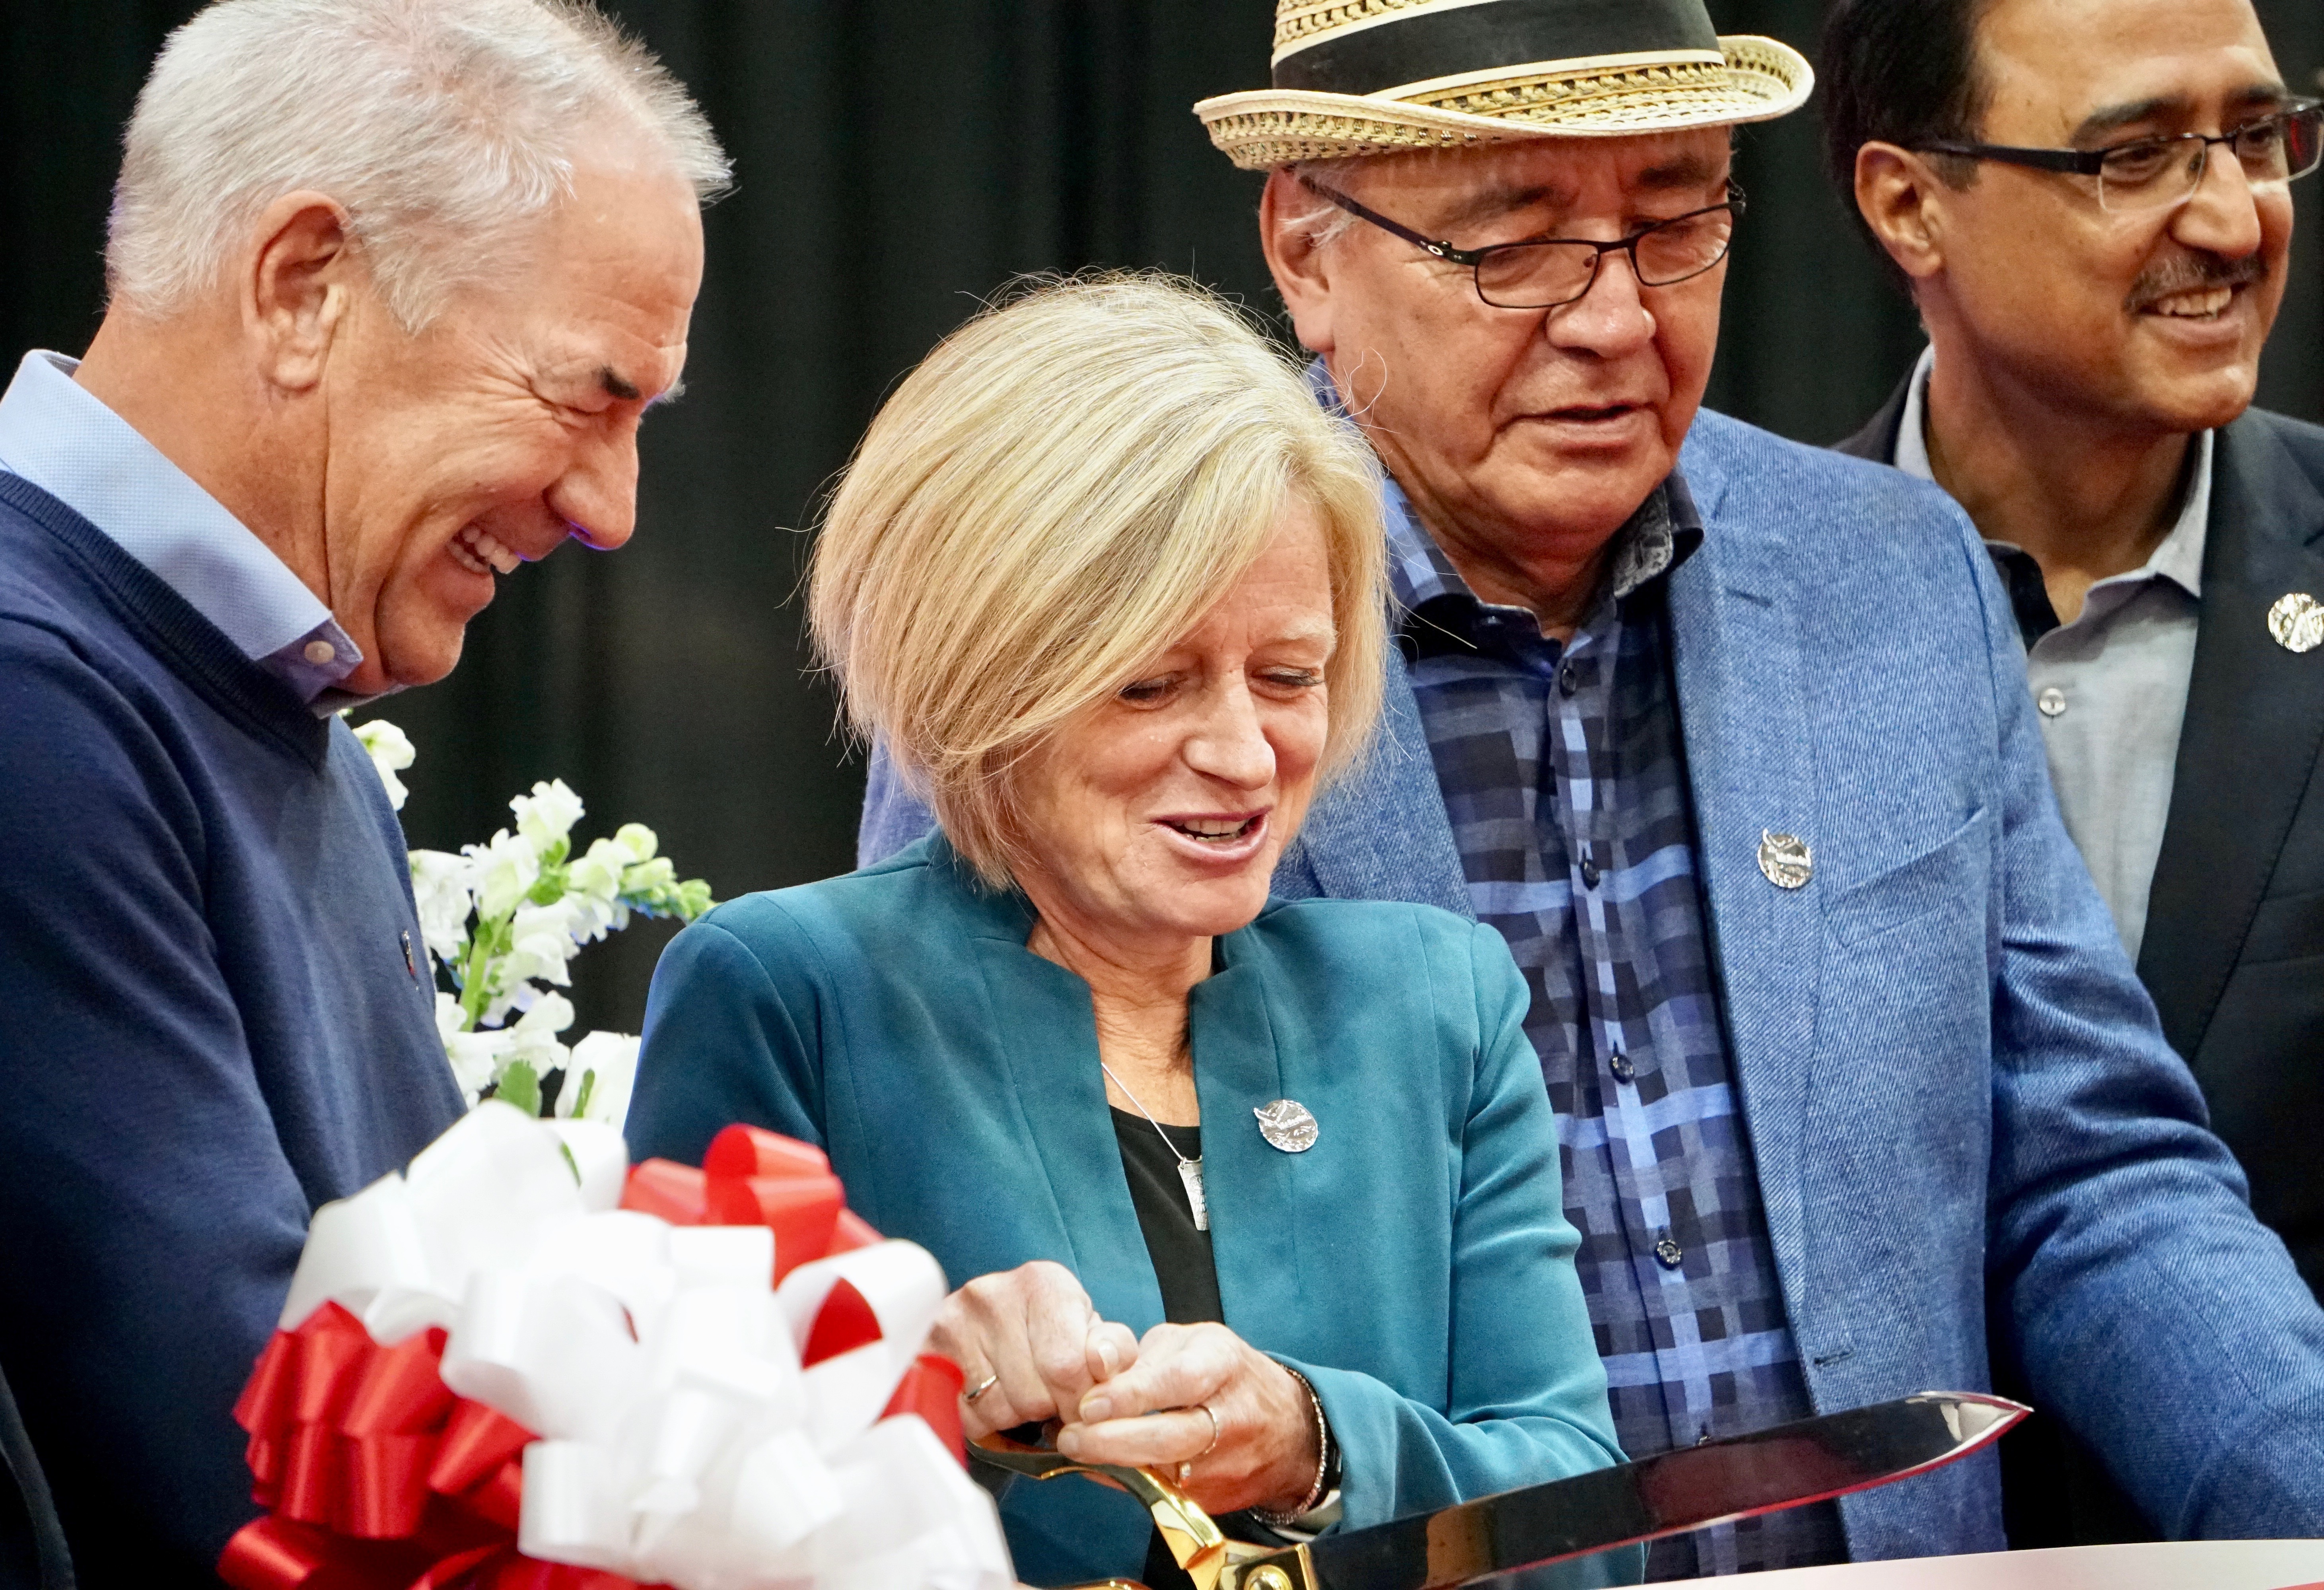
[401, 929, 418, 979]
[1254, 1099, 1319, 1153]
[2267, 592, 2323, 654]
[1758, 830, 1813, 890]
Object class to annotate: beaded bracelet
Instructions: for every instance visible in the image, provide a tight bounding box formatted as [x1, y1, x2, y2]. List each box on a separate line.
[1250, 1367, 1333, 1529]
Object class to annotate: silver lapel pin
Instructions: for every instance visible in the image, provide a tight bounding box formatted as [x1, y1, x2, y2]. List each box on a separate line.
[2267, 592, 2323, 654]
[1254, 1099, 1319, 1153]
[1758, 830, 1813, 890]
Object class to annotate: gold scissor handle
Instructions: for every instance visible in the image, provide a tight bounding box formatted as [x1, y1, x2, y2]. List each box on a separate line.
[970, 1432, 1309, 1590]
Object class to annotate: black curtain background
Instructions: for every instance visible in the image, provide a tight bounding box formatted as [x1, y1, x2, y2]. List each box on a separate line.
[5, 2, 2319, 1038]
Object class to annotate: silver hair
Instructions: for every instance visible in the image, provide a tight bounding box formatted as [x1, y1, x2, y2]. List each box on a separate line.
[1284, 159, 1369, 252]
[107, 0, 730, 329]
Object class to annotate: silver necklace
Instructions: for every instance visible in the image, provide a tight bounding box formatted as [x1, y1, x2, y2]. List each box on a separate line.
[1101, 1060, 1207, 1232]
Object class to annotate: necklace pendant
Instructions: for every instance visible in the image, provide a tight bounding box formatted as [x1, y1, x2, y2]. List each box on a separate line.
[1178, 1157, 1210, 1232]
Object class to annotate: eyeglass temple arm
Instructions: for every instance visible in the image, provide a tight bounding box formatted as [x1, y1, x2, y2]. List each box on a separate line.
[1294, 174, 1467, 260]
[1916, 140, 2105, 175]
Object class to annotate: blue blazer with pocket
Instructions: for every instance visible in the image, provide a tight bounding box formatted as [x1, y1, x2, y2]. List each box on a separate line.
[858, 410, 2324, 1556]
[626, 833, 1636, 1588]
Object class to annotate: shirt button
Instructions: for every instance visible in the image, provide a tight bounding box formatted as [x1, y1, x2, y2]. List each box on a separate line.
[2036, 686, 2067, 718]
[1654, 1236, 1684, 1270]
[1610, 1052, 1636, 1084]
[1558, 659, 1579, 697]
[303, 639, 339, 665]
[1580, 853, 1601, 890]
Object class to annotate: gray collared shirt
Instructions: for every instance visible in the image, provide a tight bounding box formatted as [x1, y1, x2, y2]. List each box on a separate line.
[0, 350, 364, 710]
[1896, 344, 2207, 960]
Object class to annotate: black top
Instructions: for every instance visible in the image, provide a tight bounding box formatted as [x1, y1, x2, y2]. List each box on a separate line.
[1111, 1107, 1226, 1590]
[1110, 1107, 1223, 1325]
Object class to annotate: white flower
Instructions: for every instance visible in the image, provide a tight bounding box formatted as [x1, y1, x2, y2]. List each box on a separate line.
[408, 849, 474, 966]
[503, 899, 585, 988]
[511, 779, 585, 849]
[353, 718, 416, 811]
[503, 992, 574, 1071]
[558, 1030, 641, 1128]
[612, 822, 659, 864]
[619, 855, 678, 899]
[465, 828, 541, 921]
[478, 973, 530, 1031]
[438, 992, 508, 1104]
[568, 839, 635, 937]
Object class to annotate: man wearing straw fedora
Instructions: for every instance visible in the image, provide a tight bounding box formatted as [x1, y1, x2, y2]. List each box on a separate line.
[862, 0, 2324, 1574]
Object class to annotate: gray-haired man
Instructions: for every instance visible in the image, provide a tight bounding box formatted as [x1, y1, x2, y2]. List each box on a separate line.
[0, 2, 723, 1580]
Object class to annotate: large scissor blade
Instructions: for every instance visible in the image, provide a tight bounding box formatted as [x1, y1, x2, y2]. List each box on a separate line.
[1272, 1392, 2026, 1590]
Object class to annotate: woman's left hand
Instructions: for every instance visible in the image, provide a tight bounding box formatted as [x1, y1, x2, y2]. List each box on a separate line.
[1054, 1321, 1321, 1517]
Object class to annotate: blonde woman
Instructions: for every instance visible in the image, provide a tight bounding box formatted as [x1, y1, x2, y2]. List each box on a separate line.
[628, 276, 1631, 1589]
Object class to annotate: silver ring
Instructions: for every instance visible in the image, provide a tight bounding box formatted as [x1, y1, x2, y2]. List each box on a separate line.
[964, 1372, 1000, 1405]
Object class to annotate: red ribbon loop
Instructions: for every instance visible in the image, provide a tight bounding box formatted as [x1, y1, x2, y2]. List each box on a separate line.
[219, 1303, 627, 1590]
[622, 1125, 846, 1285]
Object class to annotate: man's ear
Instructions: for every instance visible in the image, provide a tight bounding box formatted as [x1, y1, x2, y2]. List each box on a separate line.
[1854, 142, 1951, 282]
[244, 190, 356, 393]
[1259, 169, 1340, 358]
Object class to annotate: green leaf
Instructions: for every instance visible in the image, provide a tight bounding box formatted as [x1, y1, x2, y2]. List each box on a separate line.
[558, 1140, 581, 1184]
[498, 1059, 542, 1117]
[571, 1068, 597, 1120]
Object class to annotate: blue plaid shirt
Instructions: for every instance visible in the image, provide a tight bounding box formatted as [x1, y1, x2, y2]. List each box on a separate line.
[1386, 478, 1848, 1578]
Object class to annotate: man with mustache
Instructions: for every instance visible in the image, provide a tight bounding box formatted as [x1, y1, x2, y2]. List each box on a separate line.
[1827, 0, 2324, 1541]
[863, 0, 2324, 1572]
[0, 0, 722, 1581]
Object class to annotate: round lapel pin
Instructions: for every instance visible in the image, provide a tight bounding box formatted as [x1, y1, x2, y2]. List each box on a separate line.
[2268, 593, 2323, 654]
[1758, 830, 1813, 890]
[1254, 1099, 1319, 1153]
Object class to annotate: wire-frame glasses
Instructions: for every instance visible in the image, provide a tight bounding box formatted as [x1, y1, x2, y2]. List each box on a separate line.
[1916, 100, 2323, 212]
[1297, 175, 1745, 309]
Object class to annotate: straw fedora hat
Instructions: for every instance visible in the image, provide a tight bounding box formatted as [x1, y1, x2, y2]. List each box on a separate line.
[1195, 0, 1813, 170]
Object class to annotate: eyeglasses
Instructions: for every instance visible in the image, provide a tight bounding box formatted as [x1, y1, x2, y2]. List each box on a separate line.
[1297, 175, 1745, 310]
[1915, 101, 2323, 213]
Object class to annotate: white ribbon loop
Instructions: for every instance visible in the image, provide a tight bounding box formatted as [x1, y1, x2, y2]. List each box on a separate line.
[283, 1103, 1010, 1590]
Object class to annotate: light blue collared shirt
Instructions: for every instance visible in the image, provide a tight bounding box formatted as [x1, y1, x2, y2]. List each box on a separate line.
[0, 350, 362, 709]
[1896, 344, 2207, 959]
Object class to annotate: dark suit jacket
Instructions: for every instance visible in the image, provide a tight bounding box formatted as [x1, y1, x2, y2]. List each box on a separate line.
[1838, 379, 2324, 1544]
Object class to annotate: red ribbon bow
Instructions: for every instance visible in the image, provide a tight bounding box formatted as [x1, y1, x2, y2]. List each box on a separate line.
[220, 1126, 963, 1590]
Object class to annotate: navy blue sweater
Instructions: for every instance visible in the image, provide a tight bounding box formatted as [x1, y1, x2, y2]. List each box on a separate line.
[0, 475, 463, 1584]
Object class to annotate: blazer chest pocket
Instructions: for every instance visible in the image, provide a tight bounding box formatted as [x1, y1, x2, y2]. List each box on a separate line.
[1824, 807, 1992, 950]
[2239, 884, 2324, 966]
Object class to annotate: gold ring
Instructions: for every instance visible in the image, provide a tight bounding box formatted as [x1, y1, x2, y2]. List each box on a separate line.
[964, 1372, 1000, 1404]
[1196, 1402, 1220, 1457]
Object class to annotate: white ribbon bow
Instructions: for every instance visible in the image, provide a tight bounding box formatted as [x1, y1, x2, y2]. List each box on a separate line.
[279, 1102, 1012, 1590]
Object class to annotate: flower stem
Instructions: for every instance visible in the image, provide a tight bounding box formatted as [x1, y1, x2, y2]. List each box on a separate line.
[457, 915, 509, 1031]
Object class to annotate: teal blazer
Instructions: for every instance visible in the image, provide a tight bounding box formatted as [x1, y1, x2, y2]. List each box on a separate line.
[630, 834, 1634, 1588]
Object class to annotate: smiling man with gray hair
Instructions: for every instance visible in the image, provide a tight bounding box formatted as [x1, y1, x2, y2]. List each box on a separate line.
[0, 2, 723, 1580]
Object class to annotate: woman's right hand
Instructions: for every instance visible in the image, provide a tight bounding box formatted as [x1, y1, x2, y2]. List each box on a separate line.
[927, 1260, 1142, 1440]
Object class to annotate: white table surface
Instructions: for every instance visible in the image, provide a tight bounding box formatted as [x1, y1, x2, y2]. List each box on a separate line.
[1666, 1539, 2324, 1588]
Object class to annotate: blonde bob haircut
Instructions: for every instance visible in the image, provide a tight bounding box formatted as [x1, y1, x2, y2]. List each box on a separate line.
[810, 272, 1387, 889]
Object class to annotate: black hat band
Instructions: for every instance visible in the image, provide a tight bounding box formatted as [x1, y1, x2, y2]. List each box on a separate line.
[1273, 0, 1721, 98]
